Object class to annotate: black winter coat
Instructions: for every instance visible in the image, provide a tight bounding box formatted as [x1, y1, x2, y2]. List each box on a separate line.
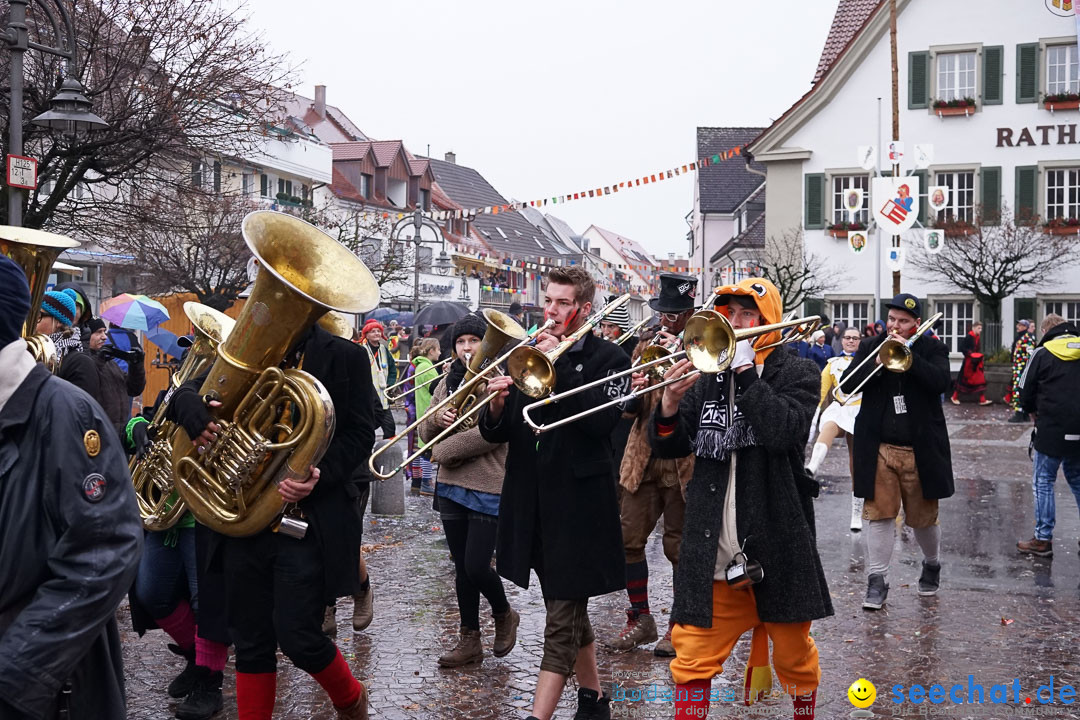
[93, 350, 146, 436]
[1020, 322, 1080, 458]
[649, 349, 832, 627]
[0, 362, 142, 719]
[842, 333, 955, 500]
[479, 332, 630, 599]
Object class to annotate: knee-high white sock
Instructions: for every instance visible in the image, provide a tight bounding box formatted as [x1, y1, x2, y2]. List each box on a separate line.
[866, 519, 896, 580]
[807, 442, 829, 475]
[913, 525, 941, 564]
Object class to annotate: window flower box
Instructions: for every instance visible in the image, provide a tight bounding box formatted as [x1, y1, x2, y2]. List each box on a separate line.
[1043, 93, 1080, 112]
[1042, 217, 1080, 235]
[932, 219, 978, 237]
[932, 97, 976, 117]
[825, 221, 866, 238]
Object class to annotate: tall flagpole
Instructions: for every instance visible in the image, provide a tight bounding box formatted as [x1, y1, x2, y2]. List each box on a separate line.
[890, 0, 902, 295]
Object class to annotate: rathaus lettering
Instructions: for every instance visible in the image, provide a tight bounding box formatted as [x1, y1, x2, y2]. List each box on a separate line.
[996, 125, 1080, 147]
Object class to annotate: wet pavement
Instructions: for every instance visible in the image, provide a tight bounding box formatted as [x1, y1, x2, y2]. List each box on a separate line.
[121, 403, 1080, 719]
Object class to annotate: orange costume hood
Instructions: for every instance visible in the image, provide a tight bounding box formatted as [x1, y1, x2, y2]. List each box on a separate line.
[710, 277, 784, 363]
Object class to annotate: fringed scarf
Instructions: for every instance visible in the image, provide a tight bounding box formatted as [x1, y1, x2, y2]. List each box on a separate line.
[694, 369, 758, 461]
[50, 326, 82, 362]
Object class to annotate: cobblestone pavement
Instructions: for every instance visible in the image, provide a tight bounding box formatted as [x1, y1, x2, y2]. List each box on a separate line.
[122, 403, 1080, 719]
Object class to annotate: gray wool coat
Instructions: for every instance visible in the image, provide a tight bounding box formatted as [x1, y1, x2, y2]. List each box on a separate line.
[649, 348, 834, 628]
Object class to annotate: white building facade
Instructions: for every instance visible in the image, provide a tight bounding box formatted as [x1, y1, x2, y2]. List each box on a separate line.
[748, 0, 1080, 352]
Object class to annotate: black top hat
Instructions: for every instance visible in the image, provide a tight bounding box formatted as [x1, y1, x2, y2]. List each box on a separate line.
[885, 293, 922, 318]
[648, 273, 698, 314]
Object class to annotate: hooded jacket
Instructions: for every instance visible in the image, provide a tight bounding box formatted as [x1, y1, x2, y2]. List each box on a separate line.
[1019, 322, 1080, 458]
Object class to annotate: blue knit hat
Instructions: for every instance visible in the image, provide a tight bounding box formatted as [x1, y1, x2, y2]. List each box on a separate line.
[41, 289, 77, 326]
[0, 256, 31, 348]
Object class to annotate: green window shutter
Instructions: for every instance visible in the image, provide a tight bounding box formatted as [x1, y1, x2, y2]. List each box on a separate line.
[804, 298, 824, 319]
[913, 170, 928, 225]
[804, 173, 826, 230]
[983, 45, 1004, 105]
[1014, 165, 1038, 223]
[980, 166, 1002, 224]
[908, 51, 929, 109]
[1014, 297, 1036, 325]
[1016, 43, 1039, 104]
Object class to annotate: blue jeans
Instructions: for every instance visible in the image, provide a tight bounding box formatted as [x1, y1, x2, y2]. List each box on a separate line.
[1031, 451, 1080, 541]
[134, 528, 198, 618]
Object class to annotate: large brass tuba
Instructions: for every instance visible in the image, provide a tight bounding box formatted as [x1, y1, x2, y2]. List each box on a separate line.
[131, 302, 235, 530]
[0, 226, 80, 371]
[170, 211, 380, 537]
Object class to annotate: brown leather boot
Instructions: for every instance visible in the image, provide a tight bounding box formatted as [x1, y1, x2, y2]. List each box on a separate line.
[492, 607, 519, 657]
[352, 584, 373, 631]
[335, 682, 368, 720]
[322, 605, 337, 636]
[438, 627, 482, 668]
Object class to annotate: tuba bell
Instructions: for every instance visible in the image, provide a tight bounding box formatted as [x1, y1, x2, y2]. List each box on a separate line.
[170, 211, 380, 537]
[0, 226, 80, 371]
[131, 302, 235, 531]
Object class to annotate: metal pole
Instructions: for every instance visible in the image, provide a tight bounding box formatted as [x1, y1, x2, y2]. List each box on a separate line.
[876, 97, 882, 320]
[7, 0, 28, 227]
[890, 0, 901, 295]
[412, 210, 422, 319]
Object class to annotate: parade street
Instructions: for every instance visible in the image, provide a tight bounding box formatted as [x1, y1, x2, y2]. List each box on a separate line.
[120, 402, 1080, 719]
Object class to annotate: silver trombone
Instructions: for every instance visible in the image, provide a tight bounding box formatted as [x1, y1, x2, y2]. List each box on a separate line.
[384, 356, 454, 401]
[522, 309, 821, 433]
[615, 316, 652, 346]
[832, 312, 943, 405]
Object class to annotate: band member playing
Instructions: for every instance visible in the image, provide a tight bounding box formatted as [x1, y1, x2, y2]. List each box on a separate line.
[170, 321, 376, 719]
[610, 273, 698, 656]
[420, 313, 519, 668]
[840, 293, 953, 610]
[480, 267, 630, 720]
[649, 278, 830, 720]
[0, 256, 143, 719]
[599, 297, 631, 351]
[807, 326, 864, 530]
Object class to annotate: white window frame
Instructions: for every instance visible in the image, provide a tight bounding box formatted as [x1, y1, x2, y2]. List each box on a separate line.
[931, 297, 977, 353]
[1046, 43, 1079, 96]
[1041, 297, 1080, 325]
[928, 43, 983, 110]
[826, 170, 871, 225]
[931, 167, 978, 224]
[1040, 36, 1080, 100]
[828, 297, 872, 335]
[1044, 166, 1080, 220]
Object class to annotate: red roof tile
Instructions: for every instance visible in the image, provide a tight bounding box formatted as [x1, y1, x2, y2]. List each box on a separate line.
[329, 167, 365, 203]
[813, 0, 882, 84]
[370, 141, 405, 166]
[330, 142, 373, 161]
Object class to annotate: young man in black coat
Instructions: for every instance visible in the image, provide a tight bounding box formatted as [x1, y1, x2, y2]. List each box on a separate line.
[170, 322, 376, 720]
[481, 266, 631, 720]
[648, 278, 829, 720]
[840, 293, 954, 611]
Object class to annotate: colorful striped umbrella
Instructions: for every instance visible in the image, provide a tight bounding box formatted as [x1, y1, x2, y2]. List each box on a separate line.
[100, 293, 170, 331]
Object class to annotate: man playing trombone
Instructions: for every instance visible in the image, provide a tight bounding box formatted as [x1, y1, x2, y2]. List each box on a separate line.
[480, 266, 631, 720]
[839, 293, 954, 611]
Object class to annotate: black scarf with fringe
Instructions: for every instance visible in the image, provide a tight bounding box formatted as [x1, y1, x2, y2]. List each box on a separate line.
[694, 369, 758, 461]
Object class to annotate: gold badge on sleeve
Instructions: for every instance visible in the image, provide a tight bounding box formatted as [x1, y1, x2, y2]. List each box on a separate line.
[83, 430, 101, 458]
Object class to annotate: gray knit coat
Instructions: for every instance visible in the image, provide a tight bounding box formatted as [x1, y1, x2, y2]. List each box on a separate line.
[419, 378, 507, 495]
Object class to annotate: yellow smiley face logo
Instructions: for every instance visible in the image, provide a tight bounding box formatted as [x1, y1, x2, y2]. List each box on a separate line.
[848, 678, 877, 708]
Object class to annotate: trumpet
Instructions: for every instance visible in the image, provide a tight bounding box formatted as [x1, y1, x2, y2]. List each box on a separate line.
[832, 313, 943, 405]
[385, 356, 453, 401]
[522, 309, 821, 433]
[367, 311, 538, 480]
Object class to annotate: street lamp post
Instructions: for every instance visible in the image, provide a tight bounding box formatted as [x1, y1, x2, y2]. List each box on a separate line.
[390, 209, 447, 318]
[4, 0, 109, 227]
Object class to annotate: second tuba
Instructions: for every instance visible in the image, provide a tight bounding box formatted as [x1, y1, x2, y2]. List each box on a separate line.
[0, 226, 80, 371]
[131, 302, 235, 531]
[170, 211, 380, 537]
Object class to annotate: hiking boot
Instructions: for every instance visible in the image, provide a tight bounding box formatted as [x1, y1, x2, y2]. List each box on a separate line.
[335, 683, 368, 720]
[175, 667, 223, 720]
[653, 625, 676, 657]
[323, 605, 337, 636]
[1007, 410, 1029, 423]
[438, 627, 482, 668]
[419, 479, 435, 496]
[1017, 538, 1053, 557]
[850, 495, 864, 532]
[166, 644, 198, 699]
[573, 687, 612, 720]
[492, 607, 519, 657]
[862, 573, 888, 611]
[609, 610, 657, 651]
[352, 585, 373, 632]
[918, 561, 941, 596]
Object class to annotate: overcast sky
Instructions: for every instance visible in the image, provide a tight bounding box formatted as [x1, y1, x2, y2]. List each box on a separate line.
[241, 1, 837, 259]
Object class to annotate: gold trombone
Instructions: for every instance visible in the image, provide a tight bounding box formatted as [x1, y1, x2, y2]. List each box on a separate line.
[832, 312, 943, 405]
[522, 307, 821, 433]
[385, 356, 454, 402]
[615, 316, 652, 346]
[367, 310, 540, 480]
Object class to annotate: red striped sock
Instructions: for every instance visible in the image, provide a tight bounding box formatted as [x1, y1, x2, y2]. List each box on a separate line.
[236, 671, 275, 720]
[156, 600, 195, 649]
[195, 633, 229, 673]
[625, 560, 650, 614]
[311, 648, 363, 709]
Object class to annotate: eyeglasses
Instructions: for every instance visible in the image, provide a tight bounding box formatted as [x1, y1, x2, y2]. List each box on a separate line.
[660, 312, 683, 322]
[842, 335, 861, 341]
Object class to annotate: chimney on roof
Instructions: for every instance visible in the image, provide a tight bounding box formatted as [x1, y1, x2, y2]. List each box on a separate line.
[444, 151, 456, 164]
[314, 85, 327, 120]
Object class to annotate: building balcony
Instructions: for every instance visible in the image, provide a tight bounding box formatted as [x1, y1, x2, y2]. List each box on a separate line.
[480, 289, 524, 308]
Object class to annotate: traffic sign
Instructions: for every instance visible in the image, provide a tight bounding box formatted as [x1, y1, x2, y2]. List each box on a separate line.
[6, 154, 37, 190]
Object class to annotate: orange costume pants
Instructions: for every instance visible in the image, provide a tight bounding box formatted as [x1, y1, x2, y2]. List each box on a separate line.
[670, 581, 820, 698]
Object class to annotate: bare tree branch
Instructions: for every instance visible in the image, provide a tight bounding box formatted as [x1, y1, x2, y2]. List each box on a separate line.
[745, 229, 846, 311]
